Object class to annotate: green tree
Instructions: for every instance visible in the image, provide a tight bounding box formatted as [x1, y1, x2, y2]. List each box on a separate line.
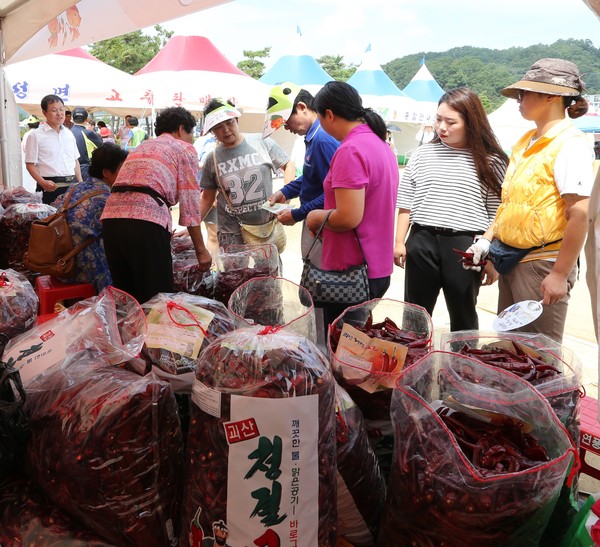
[384, 39, 600, 112]
[89, 25, 173, 74]
[317, 55, 356, 81]
[237, 47, 271, 79]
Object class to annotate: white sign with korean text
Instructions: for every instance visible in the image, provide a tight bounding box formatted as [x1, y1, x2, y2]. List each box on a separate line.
[225, 394, 319, 547]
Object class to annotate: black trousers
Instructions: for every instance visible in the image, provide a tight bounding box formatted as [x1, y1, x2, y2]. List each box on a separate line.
[102, 218, 173, 304]
[37, 184, 70, 205]
[404, 224, 482, 331]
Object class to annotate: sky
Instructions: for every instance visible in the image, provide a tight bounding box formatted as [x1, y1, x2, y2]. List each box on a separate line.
[159, 0, 600, 69]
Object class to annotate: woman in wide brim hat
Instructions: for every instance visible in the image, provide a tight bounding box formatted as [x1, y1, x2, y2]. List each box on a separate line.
[464, 58, 595, 342]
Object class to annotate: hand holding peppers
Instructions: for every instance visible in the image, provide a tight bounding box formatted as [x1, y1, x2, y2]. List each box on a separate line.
[457, 236, 491, 271]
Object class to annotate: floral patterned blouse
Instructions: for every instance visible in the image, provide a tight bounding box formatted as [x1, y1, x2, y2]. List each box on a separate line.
[52, 179, 112, 293]
[100, 133, 201, 231]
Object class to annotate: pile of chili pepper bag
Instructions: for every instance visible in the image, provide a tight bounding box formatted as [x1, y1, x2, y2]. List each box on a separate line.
[328, 298, 433, 479]
[181, 325, 337, 546]
[379, 351, 577, 546]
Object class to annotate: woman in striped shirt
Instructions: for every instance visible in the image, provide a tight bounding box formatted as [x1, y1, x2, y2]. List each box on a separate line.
[394, 87, 508, 331]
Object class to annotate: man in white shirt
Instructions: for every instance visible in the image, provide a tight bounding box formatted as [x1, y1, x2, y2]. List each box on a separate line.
[25, 94, 82, 204]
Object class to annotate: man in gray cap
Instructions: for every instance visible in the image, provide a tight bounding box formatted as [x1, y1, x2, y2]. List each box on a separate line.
[70, 106, 103, 181]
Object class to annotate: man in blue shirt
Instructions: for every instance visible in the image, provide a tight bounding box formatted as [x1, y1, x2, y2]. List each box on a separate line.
[264, 83, 339, 349]
[264, 82, 340, 267]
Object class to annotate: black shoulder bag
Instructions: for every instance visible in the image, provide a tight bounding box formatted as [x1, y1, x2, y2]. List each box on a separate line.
[299, 211, 370, 306]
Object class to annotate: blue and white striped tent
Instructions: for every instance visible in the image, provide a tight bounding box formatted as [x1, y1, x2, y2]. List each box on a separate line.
[347, 45, 434, 125]
[402, 62, 445, 103]
[259, 30, 333, 95]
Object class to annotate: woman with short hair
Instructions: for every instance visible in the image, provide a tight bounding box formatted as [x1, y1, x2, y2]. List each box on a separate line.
[101, 106, 211, 304]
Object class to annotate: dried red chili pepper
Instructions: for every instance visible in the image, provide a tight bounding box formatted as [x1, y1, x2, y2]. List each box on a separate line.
[181, 328, 337, 546]
[25, 358, 182, 546]
[452, 247, 488, 268]
[455, 340, 580, 446]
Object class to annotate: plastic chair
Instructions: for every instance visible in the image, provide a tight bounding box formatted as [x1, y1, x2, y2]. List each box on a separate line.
[35, 275, 95, 315]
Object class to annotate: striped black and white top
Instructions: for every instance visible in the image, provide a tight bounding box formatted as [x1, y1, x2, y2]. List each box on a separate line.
[397, 142, 505, 232]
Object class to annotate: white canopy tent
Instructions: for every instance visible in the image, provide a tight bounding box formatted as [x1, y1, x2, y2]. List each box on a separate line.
[487, 98, 535, 153]
[5, 48, 155, 118]
[0, 0, 232, 188]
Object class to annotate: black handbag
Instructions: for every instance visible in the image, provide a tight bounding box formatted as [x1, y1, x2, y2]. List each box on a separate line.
[300, 211, 370, 306]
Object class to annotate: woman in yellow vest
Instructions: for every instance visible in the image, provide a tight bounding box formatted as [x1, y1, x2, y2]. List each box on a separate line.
[465, 58, 594, 342]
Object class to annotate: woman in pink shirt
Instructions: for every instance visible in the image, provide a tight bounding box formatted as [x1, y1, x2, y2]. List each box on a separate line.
[307, 81, 400, 331]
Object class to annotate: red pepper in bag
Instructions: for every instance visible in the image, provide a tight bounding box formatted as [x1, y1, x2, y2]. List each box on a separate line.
[0, 269, 38, 340]
[329, 299, 433, 481]
[25, 356, 183, 547]
[213, 244, 279, 306]
[440, 331, 582, 451]
[379, 351, 577, 546]
[181, 326, 337, 547]
[141, 293, 236, 375]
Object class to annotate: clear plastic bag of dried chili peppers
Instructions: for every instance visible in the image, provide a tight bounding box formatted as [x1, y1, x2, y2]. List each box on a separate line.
[0, 186, 42, 208]
[141, 292, 236, 382]
[229, 276, 317, 342]
[439, 330, 582, 448]
[328, 298, 433, 478]
[171, 235, 216, 297]
[181, 325, 337, 547]
[0, 202, 56, 281]
[213, 243, 279, 306]
[24, 353, 183, 547]
[335, 383, 386, 546]
[2, 286, 147, 387]
[378, 350, 578, 547]
[0, 268, 38, 341]
[173, 249, 216, 298]
[0, 472, 114, 546]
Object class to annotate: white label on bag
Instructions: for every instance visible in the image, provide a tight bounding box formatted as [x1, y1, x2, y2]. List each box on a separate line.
[6, 327, 68, 386]
[192, 378, 222, 417]
[145, 302, 214, 359]
[225, 394, 319, 546]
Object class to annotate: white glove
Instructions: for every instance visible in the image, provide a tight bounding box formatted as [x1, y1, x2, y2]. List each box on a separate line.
[463, 237, 491, 272]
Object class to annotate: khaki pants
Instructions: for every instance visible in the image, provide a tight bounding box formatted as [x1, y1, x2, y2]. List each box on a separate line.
[498, 259, 577, 343]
